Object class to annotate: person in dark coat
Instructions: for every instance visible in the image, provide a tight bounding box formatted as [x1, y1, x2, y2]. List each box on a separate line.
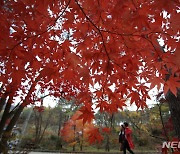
[119, 124, 125, 151]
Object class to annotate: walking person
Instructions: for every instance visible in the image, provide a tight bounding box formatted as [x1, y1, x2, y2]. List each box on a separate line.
[123, 122, 135, 154]
[119, 124, 125, 151]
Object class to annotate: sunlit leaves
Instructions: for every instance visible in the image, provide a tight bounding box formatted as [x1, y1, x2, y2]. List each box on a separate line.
[149, 77, 164, 90]
[77, 104, 94, 124]
[0, 0, 179, 127]
[164, 77, 180, 97]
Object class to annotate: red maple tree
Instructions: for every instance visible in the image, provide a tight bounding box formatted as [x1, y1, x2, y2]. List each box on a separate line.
[61, 111, 103, 146]
[0, 0, 180, 151]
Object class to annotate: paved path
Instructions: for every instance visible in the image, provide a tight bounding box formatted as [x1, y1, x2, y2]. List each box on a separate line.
[9, 150, 161, 154]
[29, 152, 160, 154]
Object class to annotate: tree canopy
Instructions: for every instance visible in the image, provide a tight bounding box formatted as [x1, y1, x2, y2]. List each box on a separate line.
[0, 0, 180, 136]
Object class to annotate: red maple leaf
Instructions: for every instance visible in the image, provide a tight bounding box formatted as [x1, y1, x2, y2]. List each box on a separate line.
[164, 77, 180, 96]
[87, 128, 104, 144]
[77, 104, 94, 124]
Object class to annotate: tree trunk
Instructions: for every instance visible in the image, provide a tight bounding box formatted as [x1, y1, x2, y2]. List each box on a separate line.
[39, 110, 52, 144]
[0, 96, 14, 136]
[0, 105, 24, 153]
[0, 95, 7, 114]
[105, 135, 110, 151]
[0, 99, 12, 137]
[73, 125, 76, 151]
[34, 111, 41, 144]
[58, 110, 63, 137]
[80, 129, 83, 151]
[166, 89, 180, 139]
[157, 104, 169, 141]
[0, 78, 38, 153]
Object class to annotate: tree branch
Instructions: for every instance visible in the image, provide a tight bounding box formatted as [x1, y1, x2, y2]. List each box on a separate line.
[8, 0, 71, 52]
[75, 0, 136, 76]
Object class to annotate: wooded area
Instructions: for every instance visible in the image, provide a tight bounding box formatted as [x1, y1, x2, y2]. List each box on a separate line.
[0, 0, 179, 153]
[0, 99, 173, 153]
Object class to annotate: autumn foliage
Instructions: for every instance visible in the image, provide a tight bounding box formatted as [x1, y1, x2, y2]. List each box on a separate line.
[0, 0, 180, 149]
[61, 111, 111, 145]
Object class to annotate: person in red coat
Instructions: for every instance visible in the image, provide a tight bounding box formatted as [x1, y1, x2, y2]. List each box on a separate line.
[123, 122, 135, 154]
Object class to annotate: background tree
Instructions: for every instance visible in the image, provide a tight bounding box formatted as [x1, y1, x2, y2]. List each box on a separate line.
[55, 97, 79, 150]
[61, 111, 93, 151]
[95, 112, 115, 151]
[10, 103, 173, 152]
[33, 106, 51, 145]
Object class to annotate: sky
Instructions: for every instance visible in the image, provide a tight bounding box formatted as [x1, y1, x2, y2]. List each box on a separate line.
[42, 83, 159, 111]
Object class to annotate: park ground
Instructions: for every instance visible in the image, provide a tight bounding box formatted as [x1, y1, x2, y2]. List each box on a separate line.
[29, 151, 160, 154]
[9, 150, 161, 154]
